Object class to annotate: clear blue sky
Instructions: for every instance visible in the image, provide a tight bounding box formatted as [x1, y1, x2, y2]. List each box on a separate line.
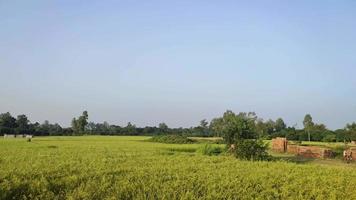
[1, 0, 356, 129]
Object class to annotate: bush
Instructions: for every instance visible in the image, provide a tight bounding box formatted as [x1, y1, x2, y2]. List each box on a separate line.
[196, 144, 224, 156]
[234, 140, 270, 161]
[322, 134, 336, 142]
[333, 145, 349, 158]
[148, 135, 195, 144]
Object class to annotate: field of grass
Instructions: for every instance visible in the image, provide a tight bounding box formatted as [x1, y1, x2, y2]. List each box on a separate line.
[1, 136, 356, 199]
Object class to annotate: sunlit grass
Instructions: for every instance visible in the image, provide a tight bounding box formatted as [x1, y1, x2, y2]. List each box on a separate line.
[0, 136, 356, 199]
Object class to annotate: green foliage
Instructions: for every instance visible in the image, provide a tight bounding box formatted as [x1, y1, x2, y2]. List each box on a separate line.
[210, 111, 270, 160]
[0, 112, 17, 134]
[211, 110, 257, 145]
[148, 135, 195, 144]
[275, 118, 286, 132]
[196, 144, 223, 156]
[71, 111, 89, 134]
[322, 134, 337, 142]
[346, 122, 356, 141]
[234, 140, 271, 161]
[1, 136, 356, 199]
[333, 145, 349, 158]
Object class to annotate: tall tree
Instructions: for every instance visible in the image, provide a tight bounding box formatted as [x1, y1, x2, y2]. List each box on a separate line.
[345, 122, 356, 142]
[0, 112, 17, 134]
[125, 122, 136, 135]
[199, 119, 209, 136]
[303, 114, 314, 141]
[158, 122, 169, 134]
[255, 119, 268, 139]
[217, 110, 256, 145]
[16, 114, 29, 134]
[71, 111, 89, 134]
[275, 118, 286, 132]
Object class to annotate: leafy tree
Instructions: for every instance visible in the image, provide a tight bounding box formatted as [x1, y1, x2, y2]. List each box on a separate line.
[255, 119, 268, 139]
[234, 140, 270, 161]
[265, 119, 276, 135]
[209, 118, 224, 137]
[125, 122, 136, 135]
[72, 111, 89, 134]
[0, 112, 17, 134]
[158, 122, 168, 134]
[322, 134, 336, 142]
[211, 110, 269, 160]
[200, 119, 208, 128]
[16, 114, 29, 134]
[275, 118, 286, 132]
[216, 110, 256, 145]
[345, 122, 356, 142]
[199, 119, 210, 136]
[303, 114, 314, 141]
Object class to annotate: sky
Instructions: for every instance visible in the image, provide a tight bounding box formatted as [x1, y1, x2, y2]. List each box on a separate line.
[1, 0, 356, 129]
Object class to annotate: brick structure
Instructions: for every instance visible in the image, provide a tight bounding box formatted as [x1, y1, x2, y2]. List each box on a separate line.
[271, 137, 334, 159]
[271, 137, 288, 153]
[286, 144, 298, 154]
[296, 146, 333, 159]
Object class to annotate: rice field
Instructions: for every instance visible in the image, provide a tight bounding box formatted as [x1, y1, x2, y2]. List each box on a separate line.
[1, 136, 356, 200]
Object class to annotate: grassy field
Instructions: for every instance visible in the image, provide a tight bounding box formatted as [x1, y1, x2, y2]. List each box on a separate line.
[1, 136, 356, 200]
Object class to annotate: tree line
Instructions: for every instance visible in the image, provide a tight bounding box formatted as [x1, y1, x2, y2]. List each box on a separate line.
[0, 111, 355, 142]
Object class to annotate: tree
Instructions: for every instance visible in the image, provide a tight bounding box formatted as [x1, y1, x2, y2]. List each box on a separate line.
[158, 123, 168, 134]
[234, 139, 270, 161]
[218, 110, 256, 145]
[125, 122, 136, 135]
[200, 119, 208, 129]
[345, 122, 356, 142]
[197, 119, 209, 137]
[303, 114, 314, 141]
[0, 112, 17, 134]
[275, 118, 286, 132]
[265, 119, 276, 136]
[71, 118, 78, 133]
[255, 119, 268, 139]
[209, 118, 224, 137]
[16, 114, 29, 134]
[212, 110, 269, 160]
[72, 111, 89, 134]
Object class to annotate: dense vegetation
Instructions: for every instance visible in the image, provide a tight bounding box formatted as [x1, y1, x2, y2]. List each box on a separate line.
[1, 111, 356, 143]
[148, 135, 195, 144]
[0, 136, 355, 199]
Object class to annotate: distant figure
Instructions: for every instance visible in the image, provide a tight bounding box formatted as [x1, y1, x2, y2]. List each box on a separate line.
[344, 150, 353, 163]
[229, 144, 236, 152]
[26, 135, 33, 142]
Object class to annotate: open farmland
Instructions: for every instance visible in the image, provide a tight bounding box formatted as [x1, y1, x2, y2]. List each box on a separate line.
[1, 136, 356, 200]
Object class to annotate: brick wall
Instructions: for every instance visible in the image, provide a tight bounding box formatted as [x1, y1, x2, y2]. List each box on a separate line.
[271, 137, 334, 159]
[297, 146, 333, 159]
[286, 144, 298, 154]
[271, 137, 288, 153]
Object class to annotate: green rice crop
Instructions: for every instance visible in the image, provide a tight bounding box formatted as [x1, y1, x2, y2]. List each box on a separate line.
[0, 136, 355, 199]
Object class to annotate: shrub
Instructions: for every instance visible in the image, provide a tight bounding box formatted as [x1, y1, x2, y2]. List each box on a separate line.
[333, 145, 349, 158]
[196, 144, 223, 156]
[322, 134, 336, 142]
[234, 140, 270, 161]
[148, 135, 195, 144]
